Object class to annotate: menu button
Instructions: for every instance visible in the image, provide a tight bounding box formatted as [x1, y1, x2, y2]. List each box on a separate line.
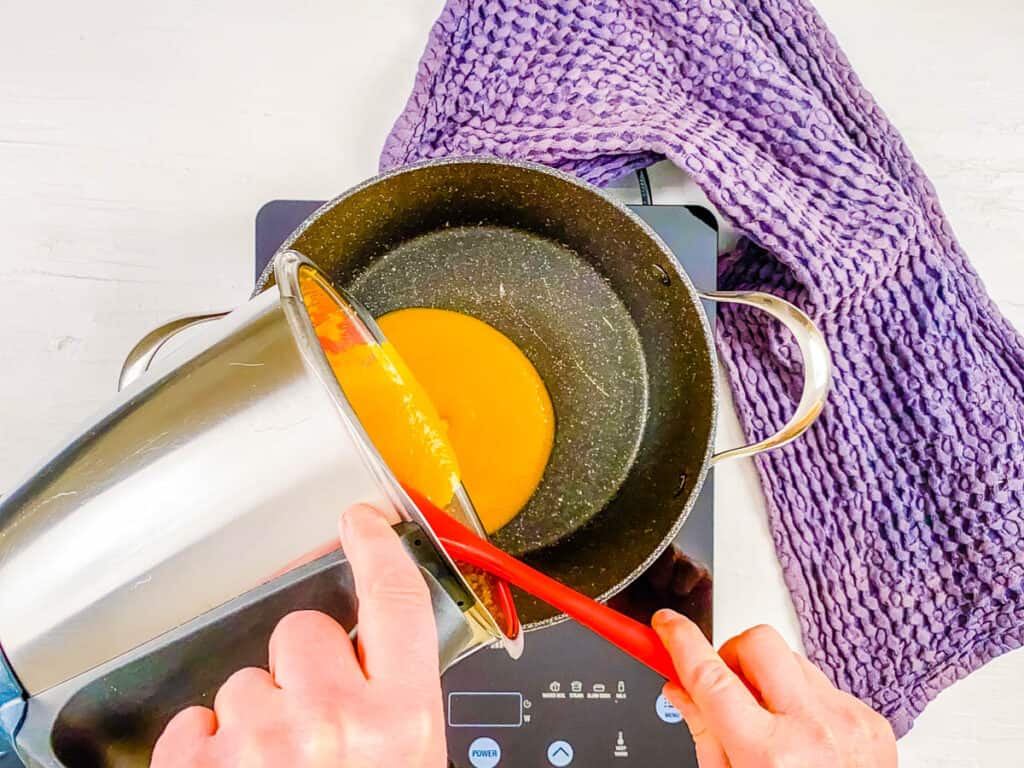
[656, 693, 683, 724]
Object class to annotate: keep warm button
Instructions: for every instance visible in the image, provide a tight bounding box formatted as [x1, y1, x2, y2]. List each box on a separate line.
[468, 737, 501, 768]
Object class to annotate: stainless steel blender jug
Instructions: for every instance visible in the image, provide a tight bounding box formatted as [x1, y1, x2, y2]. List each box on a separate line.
[0, 251, 519, 767]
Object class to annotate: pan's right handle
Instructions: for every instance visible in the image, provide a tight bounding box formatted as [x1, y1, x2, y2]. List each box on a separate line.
[699, 290, 832, 464]
[118, 311, 231, 391]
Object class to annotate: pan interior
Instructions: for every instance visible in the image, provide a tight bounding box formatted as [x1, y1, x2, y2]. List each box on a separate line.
[277, 160, 717, 627]
[348, 226, 649, 556]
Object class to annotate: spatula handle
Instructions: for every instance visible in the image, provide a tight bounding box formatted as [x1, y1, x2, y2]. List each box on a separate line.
[439, 536, 679, 683]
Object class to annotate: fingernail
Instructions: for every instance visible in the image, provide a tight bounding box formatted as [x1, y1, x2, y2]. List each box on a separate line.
[652, 609, 681, 629]
[340, 503, 387, 539]
[339, 505, 363, 540]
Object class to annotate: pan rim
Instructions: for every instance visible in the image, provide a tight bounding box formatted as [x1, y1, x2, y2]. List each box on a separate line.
[255, 156, 720, 632]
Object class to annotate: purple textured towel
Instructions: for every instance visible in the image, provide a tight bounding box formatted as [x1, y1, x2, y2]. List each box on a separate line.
[381, 0, 1024, 735]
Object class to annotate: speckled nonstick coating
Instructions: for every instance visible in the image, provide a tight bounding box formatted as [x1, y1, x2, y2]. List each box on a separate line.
[255, 158, 717, 629]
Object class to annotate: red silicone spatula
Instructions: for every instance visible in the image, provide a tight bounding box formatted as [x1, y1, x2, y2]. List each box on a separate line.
[407, 490, 680, 683]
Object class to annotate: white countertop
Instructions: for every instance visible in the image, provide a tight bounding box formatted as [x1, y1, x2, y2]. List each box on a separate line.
[1, 1, 1021, 764]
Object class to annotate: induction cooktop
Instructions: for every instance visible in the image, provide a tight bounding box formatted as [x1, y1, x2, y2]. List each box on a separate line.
[255, 196, 717, 768]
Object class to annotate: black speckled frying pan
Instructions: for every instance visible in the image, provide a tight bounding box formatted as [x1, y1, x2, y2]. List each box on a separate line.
[255, 158, 831, 629]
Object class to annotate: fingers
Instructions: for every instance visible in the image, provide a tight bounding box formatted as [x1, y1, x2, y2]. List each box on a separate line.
[717, 625, 810, 713]
[653, 610, 774, 749]
[152, 706, 217, 767]
[213, 667, 278, 728]
[663, 683, 731, 768]
[340, 504, 439, 684]
[158, 705, 217, 740]
[794, 652, 839, 695]
[269, 610, 365, 693]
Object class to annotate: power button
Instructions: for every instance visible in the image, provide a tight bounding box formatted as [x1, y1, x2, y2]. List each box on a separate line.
[468, 737, 501, 768]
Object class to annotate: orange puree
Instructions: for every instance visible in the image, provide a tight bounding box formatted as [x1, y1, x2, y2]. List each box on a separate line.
[300, 268, 553, 535]
[379, 308, 554, 534]
[299, 272, 461, 510]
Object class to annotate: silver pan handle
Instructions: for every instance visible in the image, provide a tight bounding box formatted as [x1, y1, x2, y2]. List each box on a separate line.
[699, 290, 833, 465]
[118, 312, 231, 391]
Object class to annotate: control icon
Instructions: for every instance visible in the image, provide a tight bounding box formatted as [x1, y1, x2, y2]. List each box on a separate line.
[656, 693, 684, 724]
[592, 683, 606, 693]
[468, 737, 501, 768]
[617, 680, 626, 694]
[547, 740, 574, 766]
[549, 681, 561, 693]
[614, 731, 629, 758]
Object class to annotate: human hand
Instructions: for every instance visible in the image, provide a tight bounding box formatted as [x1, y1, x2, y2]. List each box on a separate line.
[653, 611, 897, 768]
[151, 504, 446, 768]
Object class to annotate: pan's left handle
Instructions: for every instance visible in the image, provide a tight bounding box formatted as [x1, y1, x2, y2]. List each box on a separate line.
[118, 312, 231, 391]
[699, 290, 832, 465]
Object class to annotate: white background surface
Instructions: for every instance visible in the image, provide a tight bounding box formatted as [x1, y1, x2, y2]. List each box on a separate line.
[1, 1, 1021, 764]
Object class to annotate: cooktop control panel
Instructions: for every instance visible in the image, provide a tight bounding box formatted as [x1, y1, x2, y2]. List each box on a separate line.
[443, 610, 698, 768]
[255, 198, 717, 768]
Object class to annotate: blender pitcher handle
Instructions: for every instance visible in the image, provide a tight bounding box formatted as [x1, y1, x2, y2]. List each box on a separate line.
[698, 290, 832, 465]
[118, 312, 231, 391]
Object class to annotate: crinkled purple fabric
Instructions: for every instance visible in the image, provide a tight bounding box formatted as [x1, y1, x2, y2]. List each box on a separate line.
[380, 0, 1024, 735]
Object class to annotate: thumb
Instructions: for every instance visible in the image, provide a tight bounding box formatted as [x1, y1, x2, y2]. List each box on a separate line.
[339, 504, 440, 684]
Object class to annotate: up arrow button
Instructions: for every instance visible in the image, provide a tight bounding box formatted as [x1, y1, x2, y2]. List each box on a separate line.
[546, 740, 574, 766]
